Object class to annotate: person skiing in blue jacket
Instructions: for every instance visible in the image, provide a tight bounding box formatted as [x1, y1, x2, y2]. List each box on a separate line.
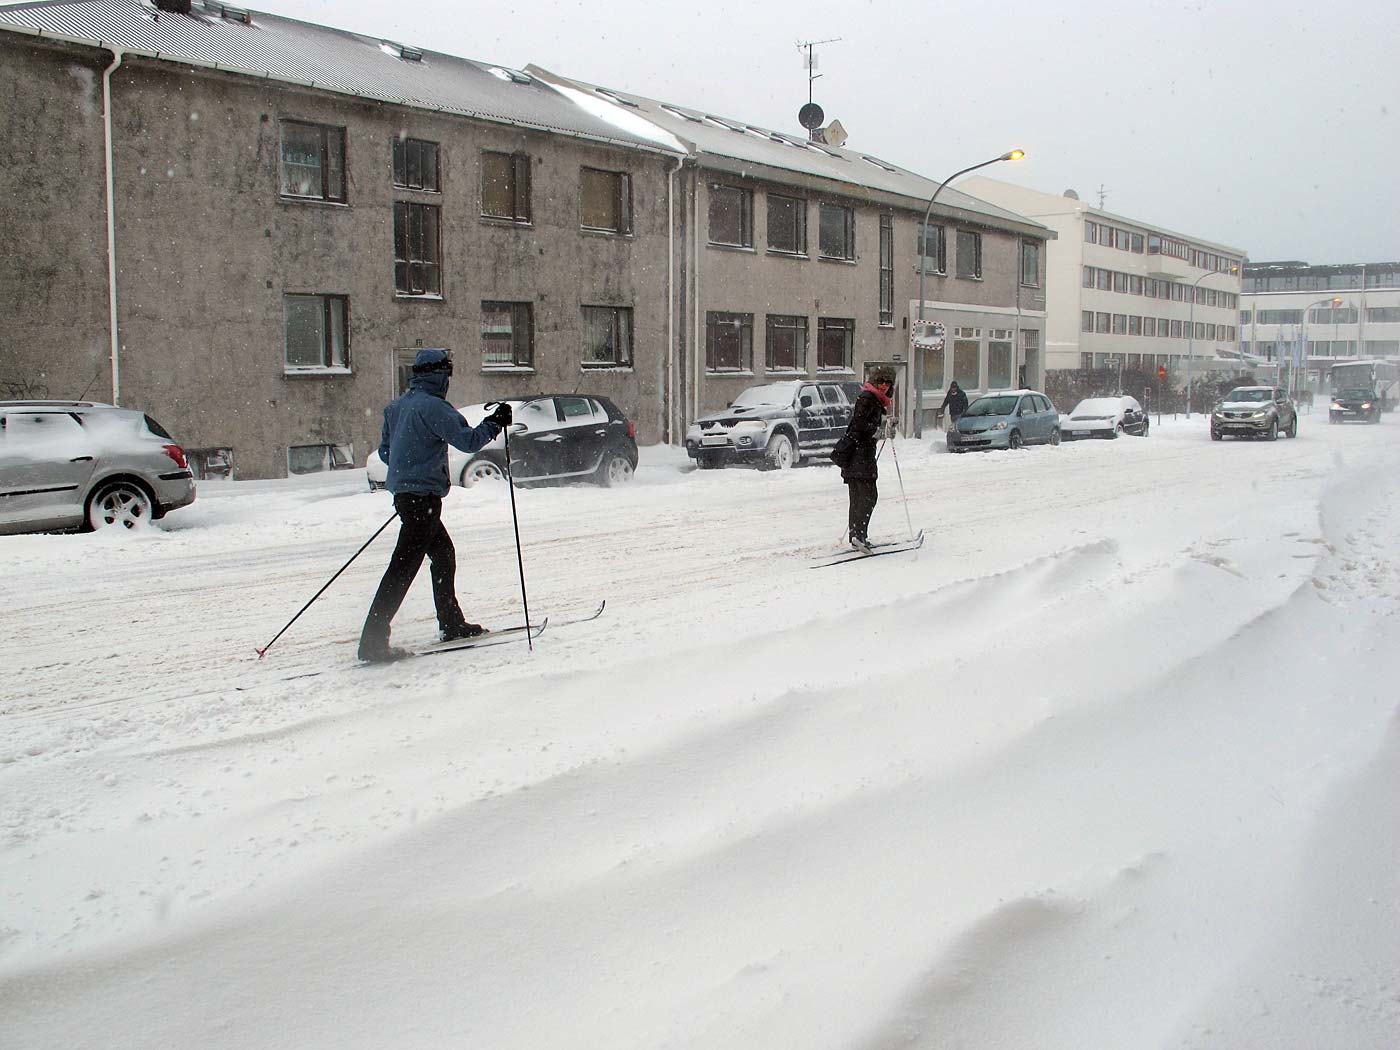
[358, 348, 512, 662]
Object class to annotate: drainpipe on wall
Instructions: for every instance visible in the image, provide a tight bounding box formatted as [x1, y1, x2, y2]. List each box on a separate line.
[666, 155, 684, 444]
[102, 48, 124, 405]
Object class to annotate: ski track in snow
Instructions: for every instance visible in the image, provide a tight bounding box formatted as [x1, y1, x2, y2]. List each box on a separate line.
[2, 416, 1399, 1049]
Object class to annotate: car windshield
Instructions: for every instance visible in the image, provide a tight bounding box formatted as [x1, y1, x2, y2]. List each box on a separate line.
[1071, 398, 1121, 415]
[963, 395, 1020, 417]
[1224, 389, 1272, 402]
[730, 384, 797, 408]
[1337, 388, 1373, 399]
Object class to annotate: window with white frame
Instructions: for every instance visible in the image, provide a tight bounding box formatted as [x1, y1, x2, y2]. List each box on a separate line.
[705, 311, 753, 372]
[280, 120, 345, 202]
[283, 294, 348, 370]
[955, 230, 982, 279]
[582, 305, 633, 367]
[481, 301, 533, 369]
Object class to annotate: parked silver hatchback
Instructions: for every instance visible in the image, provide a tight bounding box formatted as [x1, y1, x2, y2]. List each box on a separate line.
[0, 401, 196, 534]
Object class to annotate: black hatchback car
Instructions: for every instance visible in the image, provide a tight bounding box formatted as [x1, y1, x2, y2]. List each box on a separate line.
[367, 394, 639, 488]
[1329, 388, 1382, 424]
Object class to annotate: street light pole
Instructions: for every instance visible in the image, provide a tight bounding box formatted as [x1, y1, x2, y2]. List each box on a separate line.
[913, 149, 1024, 437]
[1184, 265, 1239, 418]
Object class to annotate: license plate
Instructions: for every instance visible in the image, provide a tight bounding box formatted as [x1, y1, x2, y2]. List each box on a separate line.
[701, 435, 729, 446]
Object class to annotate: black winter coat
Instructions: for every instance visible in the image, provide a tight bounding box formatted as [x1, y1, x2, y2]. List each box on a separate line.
[840, 390, 887, 481]
[941, 385, 969, 418]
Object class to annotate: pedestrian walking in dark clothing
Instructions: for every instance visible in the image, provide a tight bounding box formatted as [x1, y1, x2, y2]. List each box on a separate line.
[835, 367, 895, 552]
[358, 348, 512, 663]
[939, 381, 969, 426]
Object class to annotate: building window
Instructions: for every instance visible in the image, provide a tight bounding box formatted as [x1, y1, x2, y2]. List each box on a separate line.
[1083, 266, 1095, 289]
[879, 215, 894, 325]
[1095, 311, 1110, 333]
[481, 151, 531, 222]
[1367, 307, 1400, 323]
[1097, 269, 1111, 291]
[955, 230, 982, 279]
[952, 329, 980, 389]
[767, 194, 807, 254]
[1195, 322, 1206, 339]
[283, 294, 348, 370]
[1144, 317, 1156, 337]
[1171, 319, 1182, 338]
[1130, 232, 1145, 253]
[1113, 272, 1128, 294]
[1021, 329, 1040, 385]
[481, 301, 533, 369]
[280, 120, 345, 202]
[917, 222, 946, 274]
[580, 167, 632, 233]
[1112, 314, 1127, 335]
[581, 305, 633, 367]
[288, 443, 354, 475]
[708, 184, 753, 247]
[1130, 275, 1143, 295]
[765, 314, 808, 372]
[1081, 352, 1094, 369]
[818, 204, 855, 260]
[817, 317, 854, 370]
[988, 329, 1013, 388]
[706, 311, 753, 372]
[392, 137, 439, 192]
[1147, 234, 1162, 254]
[1081, 310, 1094, 333]
[1084, 221, 1097, 244]
[1129, 315, 1142, 336]
[1021, 240, 1040, 288]
[393, 202, 441, 297]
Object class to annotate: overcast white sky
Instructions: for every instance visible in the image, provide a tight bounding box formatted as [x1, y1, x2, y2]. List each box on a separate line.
[237, 0, 1399, 261]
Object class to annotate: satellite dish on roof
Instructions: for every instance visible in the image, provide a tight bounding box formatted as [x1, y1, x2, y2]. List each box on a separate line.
[798, 102, 825, 130]
[821, 119, 848, 148]
[1063, 189, 1081, 200]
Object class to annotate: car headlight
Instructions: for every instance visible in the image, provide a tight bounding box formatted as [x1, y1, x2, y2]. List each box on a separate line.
[1331, 403, 1344, 410]
[991, 420, 1008, 430]
[1362, 403, 1373, 409]
[1251, 411, 1268, 419]
[736, 420, 768, 431]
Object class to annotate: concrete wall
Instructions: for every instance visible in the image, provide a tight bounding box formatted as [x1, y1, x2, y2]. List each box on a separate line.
[0, 40, 113, 404]
[1, 38, 672, 478]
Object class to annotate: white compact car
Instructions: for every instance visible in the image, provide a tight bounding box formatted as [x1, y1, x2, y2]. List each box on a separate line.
[1061, 395, 1149, 439]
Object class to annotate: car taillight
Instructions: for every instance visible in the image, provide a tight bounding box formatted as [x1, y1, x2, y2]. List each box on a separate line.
[626, 421, 635, 439]
[163, 444, 188, 469]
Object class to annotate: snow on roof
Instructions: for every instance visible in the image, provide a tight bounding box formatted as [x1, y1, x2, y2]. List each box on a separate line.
[0, 0, 681, 153]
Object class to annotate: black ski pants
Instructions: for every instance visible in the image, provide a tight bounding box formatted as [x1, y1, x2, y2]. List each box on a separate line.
[846, 479, 879, 541]
[360, 493, 468, 647]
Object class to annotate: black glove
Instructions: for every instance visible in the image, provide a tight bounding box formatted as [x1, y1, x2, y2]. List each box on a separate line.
[486, 403, 513, 428]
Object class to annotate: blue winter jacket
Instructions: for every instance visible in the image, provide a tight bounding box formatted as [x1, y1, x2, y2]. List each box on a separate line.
[380, 372, 502, 496]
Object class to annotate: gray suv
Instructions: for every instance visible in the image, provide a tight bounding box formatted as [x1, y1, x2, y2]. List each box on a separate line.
[0, 401, 196, 534]
[684, 379, 863, 469]
[1210, 386, 1298, 441]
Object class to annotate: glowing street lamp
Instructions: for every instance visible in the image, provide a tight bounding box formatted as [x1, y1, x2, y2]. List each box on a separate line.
[913, 149, 1025, 437]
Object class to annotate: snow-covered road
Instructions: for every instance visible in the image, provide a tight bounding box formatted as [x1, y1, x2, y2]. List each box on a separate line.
[3, 415, 1398, 1049]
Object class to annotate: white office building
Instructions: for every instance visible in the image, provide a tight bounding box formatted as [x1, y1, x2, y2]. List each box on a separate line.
[1239, 261, 1400, 395]
[959, 178, 1246, 385]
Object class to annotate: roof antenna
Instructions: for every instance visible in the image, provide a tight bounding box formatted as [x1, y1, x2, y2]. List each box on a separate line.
[796, 37, 840, 139]
[1096, 183, 1110, 210]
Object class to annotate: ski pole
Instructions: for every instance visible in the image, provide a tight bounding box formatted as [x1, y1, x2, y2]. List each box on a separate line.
[498, 415, 534, 652]
[887, 426, 916, 542]
[256, 511, 398, 658]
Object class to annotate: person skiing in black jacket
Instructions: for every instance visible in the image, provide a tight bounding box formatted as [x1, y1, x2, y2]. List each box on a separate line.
[939, 381, 969, 426]
[837, 367, 895, 552]
[358, 348, 512, 663]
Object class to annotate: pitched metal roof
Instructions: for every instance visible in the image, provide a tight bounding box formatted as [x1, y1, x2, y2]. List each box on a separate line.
[0, 0, 682, 152]
[527, 67, 1052, 238]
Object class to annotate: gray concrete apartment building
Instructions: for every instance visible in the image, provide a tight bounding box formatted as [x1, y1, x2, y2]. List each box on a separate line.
[1, 0, 1052, 479]
[534, 71, 1054, 437]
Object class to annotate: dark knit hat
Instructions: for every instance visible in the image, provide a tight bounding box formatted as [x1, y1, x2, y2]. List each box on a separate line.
[412, 348, 453, 375]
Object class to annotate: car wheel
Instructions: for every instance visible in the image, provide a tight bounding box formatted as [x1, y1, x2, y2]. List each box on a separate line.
[86, 478, 154, 531]
[1211, 427, 1223, 441]
[763, 432, 796, 470]
[596, 450, 635, 487]
[1008, 429, 1024, 450]
[1141, 419, 1150, 436]
[1287, 415, 1298, 438]
[1049, 427, 1061, 446]
[696, 455, 724, 470]
[460, 456, 507, 487]
[1111, 423, 1123, 439]
[1267, 419, 1279, 441]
